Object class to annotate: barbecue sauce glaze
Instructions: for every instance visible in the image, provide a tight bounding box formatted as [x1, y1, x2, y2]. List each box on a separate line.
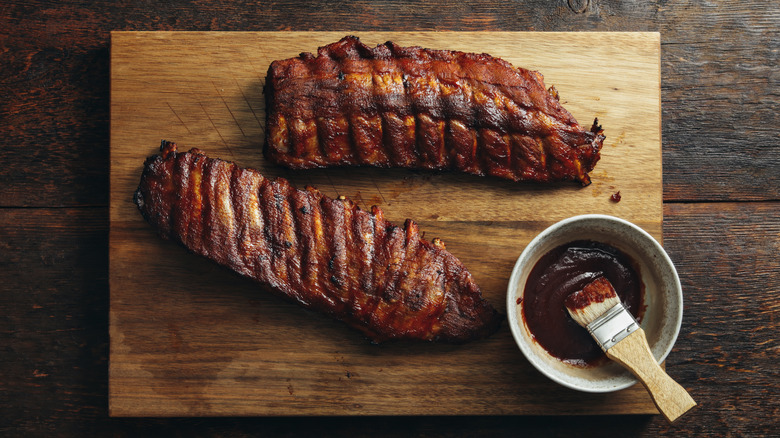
[521, 240, 644, 366]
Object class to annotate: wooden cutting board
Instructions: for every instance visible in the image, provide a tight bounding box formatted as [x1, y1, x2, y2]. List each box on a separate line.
[109, 31, 662, 416]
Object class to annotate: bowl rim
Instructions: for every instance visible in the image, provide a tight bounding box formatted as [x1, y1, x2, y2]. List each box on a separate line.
[506, 213, 683, 393]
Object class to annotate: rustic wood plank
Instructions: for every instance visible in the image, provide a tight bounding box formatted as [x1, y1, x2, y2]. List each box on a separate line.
[657, 6, 780, 201]
[0, 0, 112, 207]
[0, 208, 110, 433]
[655, 202, 780, 435]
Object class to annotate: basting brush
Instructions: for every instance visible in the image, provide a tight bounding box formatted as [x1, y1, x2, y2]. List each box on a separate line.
[564, 276, 696, 423]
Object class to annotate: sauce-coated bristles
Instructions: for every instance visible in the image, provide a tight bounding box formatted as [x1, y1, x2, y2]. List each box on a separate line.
[564, 276, 622, 327]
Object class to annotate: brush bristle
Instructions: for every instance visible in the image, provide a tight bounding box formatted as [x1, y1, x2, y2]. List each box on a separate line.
[565, 276, 622, 327]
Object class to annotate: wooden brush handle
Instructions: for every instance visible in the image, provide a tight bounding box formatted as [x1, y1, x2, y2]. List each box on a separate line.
[606, 328, 696, 423]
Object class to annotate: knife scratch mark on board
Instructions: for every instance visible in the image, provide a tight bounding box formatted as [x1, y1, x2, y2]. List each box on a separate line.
[212, 80, 246, 137]
[324, 169, 340, 199]
[167, 102, 192, 134]
[243, 48, 265, 76]
[198, 101, 233, 157]
[235, 78, 265, 135]
[371, 178, 388, 206]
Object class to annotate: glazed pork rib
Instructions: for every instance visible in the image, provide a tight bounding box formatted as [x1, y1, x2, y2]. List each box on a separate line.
[265, 36, 605, 185]
[134, 141, 501, 343]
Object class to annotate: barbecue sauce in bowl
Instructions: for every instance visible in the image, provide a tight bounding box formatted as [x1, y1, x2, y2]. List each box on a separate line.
[521, 240, 644, 366]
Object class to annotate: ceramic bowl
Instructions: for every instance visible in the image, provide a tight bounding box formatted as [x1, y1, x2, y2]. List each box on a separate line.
[506, 214, 683, 393]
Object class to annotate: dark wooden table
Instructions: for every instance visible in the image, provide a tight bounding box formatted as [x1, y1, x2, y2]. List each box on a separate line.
[2, 1, 777, 436]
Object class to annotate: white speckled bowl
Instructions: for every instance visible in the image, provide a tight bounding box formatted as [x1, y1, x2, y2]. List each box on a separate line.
[506, 214, 683, 393]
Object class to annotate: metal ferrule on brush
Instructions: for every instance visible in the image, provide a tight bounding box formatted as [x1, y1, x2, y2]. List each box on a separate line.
[586, 303, 639, 352]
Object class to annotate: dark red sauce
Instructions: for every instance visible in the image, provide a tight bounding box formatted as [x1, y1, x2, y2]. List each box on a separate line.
[522, 240, 644, 366]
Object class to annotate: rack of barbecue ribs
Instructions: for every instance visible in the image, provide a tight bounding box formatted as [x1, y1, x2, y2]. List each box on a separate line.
[134, 141, 501, 343]
[265, 36, 605, 185]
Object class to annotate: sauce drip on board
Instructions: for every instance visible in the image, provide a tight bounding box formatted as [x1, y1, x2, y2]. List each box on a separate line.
[522, 240, 644, 366]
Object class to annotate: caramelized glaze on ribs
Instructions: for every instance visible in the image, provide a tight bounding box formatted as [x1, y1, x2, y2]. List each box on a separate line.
[134, 141, 501, 343]
[265, 36, 605, 185]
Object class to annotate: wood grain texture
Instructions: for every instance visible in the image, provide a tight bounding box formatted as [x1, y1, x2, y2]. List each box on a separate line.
[109, 31, 662, 416]
[658, 202, 780, 435]
[2, 0, 778, 436]
[0, 208, 110, 432]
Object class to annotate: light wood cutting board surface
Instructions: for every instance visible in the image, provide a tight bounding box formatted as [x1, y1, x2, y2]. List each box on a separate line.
[109, 31, 662, 416]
